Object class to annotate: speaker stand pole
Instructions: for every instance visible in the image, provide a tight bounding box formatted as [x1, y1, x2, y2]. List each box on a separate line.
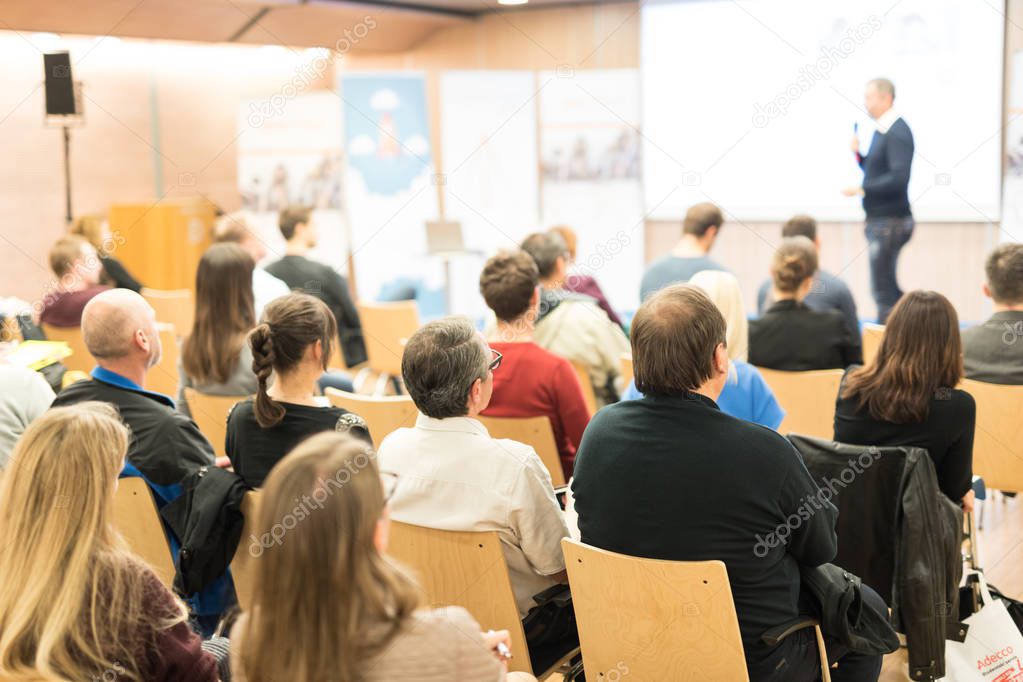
[62, 124, 72, 228]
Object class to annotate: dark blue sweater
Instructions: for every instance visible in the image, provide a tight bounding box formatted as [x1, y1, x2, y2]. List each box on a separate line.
[858, 117, 914, 218]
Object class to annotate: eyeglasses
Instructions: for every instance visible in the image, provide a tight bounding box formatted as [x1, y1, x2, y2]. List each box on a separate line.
[488, 348, 503, 372]
[380, 471, 399, 502]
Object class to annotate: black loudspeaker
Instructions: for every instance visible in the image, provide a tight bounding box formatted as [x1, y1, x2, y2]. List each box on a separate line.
[43, 52, 77, 116]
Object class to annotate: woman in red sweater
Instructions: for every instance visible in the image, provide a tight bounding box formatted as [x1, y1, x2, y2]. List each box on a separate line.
[479, 250, 591, 478]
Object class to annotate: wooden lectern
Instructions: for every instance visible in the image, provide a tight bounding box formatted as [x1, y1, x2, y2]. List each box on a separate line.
[108, 199, 216, 293]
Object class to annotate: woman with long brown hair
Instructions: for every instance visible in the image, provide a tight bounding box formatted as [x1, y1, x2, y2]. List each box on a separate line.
[225, 292, 369, 487]
[180, 242, 258, 416]
[232, 431, 534, 682]
[834, 290, 975, 509]
[749, 236, 860, 370]
[0, 402, 218, 681]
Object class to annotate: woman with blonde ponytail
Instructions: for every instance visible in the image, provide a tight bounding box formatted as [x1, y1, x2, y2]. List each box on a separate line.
[0, 402, 218, 682]
[749, 236, 860, 370]
[225, 293, 370, 487]
[232, 431, 535, 682]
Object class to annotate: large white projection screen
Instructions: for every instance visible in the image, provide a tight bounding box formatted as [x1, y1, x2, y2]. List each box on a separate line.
[641, 0, 1004, 222]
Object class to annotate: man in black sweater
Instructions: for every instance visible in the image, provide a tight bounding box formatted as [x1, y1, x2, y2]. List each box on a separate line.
[572, 284, 883, 682]
[265, 206, 367, 367]
[843, 78, 914, 324]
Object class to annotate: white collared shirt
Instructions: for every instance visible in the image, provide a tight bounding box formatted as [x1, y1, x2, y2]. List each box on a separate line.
[378, 413, 570, 616]
[874, 108, 901, 135]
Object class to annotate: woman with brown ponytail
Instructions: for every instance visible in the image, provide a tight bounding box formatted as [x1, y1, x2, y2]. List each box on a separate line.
[749, 236, 861, 371]
[225, 292, 370, 487]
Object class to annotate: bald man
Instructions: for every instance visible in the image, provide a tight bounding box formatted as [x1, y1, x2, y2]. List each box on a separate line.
[51, 289, 215, 487]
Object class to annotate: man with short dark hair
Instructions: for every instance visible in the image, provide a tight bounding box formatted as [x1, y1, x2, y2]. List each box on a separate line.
[843, 77, 915, 323]
[265, 205, 366, 367]
[378, 316, 570, 619]
[520, 232, 630, 406]
[573, 283, 883, 682]
[479, 250, 590, 478]
[214, 211, 289, 316]
[639, 202, 728, 301]
[757, 214, 861, 351]
[962, 243, 1023, 383]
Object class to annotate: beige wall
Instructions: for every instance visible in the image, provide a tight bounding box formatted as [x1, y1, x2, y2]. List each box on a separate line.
[1, 0, 1018, 324]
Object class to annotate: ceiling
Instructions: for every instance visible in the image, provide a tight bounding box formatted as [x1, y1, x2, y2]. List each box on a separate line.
[0, 0, 587, 53]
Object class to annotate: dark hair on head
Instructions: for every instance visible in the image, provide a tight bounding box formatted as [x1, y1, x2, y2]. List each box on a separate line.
[771, 236, 818, 294]
[781, 214, 818, 241]
[479, 250, 539, 322]
[401, 317, 489, 419]
[632, 284, 726, 396]
[183, 243, 256, 385]
[985, 242, 1023, 305]
[250, 293, 337, 428]
[278, 205, 312, 242]
[841, 290, 962, 424]
[520, 232, 567, 279]
[683, 203, 724, 237]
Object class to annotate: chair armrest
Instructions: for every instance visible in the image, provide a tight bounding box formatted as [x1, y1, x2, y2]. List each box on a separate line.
[761, 617, 820, 647]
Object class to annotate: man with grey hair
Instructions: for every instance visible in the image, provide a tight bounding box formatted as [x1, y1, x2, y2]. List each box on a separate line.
[213, 211, 290, 316]
[843, 77, 915, 323]
[378, 316, 571, 627]
[51, 289, 215, 487]
[520, 231, 630, 406]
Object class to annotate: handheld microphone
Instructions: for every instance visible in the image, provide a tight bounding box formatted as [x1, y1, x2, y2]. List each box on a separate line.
[854, 122, 859, 134]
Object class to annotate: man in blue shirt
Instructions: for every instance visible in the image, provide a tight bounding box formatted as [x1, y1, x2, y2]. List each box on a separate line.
[51, 289, 229, 627]
[757, 214, 861, 354]
[639, 202, 729, 301]
[843, 78, 914, 324]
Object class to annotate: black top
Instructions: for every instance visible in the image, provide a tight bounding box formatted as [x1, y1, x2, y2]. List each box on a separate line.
[52, 376, 214, 486]
[225, 398, 370, 487]
[961, 310, 1023, 384]
[833, 366, 975, 501]
[100, 255, 143, 293]
[572, 391, 838, 678]
[859, 117, 914, 219]
[749, 299, 861, 371]
[264, 255, 367, 367]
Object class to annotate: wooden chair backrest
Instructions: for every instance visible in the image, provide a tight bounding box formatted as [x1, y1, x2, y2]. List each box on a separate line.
[41, 324, 92, 373]
[184, 388, 246, 457]
[112, 477, 176, 589]
[388, 521, 532, 673]
[476, 414, 566, 488]
[756, 367, 844, 439]
[961, 378, 1023, 491]
[143, 323, 179, 398]
[570, 360, 597, 416]
[142, 288, 194, 338]
[356, 301, 420, 377]
[620, 352, 634, 390]
[323, 388, 418, 445]
[862, 323, 885, 366]
[231, 491, 262, 613]
[562, 538, 749, 681]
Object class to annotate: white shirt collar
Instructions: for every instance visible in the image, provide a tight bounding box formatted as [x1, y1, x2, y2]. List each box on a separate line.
[875, 109, 900, 134]
[414, 412, 490, 437]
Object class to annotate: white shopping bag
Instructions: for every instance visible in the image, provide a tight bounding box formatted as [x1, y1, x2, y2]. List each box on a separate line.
[944, 571, 1023, 681]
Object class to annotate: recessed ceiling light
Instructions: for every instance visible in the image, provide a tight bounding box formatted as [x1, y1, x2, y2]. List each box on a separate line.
[498, 0, 529, 5]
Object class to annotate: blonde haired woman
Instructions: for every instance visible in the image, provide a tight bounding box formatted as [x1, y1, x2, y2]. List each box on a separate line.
[623, 270, 785, 428]
[233, 431, 536, 682]
[0, 402, 218, 681]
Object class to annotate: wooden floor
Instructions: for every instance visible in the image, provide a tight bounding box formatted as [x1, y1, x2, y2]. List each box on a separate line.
[880, 493, 1023, 681]
[551, 494, 1022, 682]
